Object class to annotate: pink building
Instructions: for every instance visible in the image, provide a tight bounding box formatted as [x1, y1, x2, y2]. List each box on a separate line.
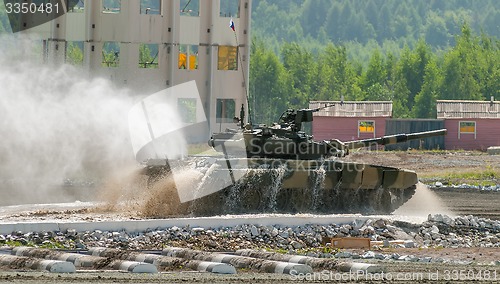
[309, 101, 392, 142]
[437, 100, 500, 150]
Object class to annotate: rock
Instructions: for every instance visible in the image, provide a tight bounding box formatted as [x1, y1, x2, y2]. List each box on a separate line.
[404, 240, 416, 248]
[271, 228, 279, 237]
[397, 255, 408, 261]
[430, 225, 439, 234]
[435, 181, 443, 187]
[339, 225, 351, 234]
[373, 219, 386, 229]
[75, 241, 87, 250]
[419, 257, 432, 263]
[192, 227, 205, 234]
[362, 251, 375, 259]
[407, 255, 419, 262]
[66, 229, 77, 237]
[250, 225, 259, 237]
[290, 240, 303, 250]
[335, 252, 352, 258]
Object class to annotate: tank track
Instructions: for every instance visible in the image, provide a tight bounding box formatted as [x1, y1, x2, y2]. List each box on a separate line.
[142, 157, 418, 216]
[187, 183, 416, 216]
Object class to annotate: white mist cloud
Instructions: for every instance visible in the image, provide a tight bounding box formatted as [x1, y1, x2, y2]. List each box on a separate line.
[0, 35, 137, 205]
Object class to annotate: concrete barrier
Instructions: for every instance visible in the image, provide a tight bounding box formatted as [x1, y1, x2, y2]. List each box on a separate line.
[88, 247, 236, 274]
[235, 249, 339, 270]
[162, 247, 313, 275]
[12, 247, 157, 273]
[0, 255, 76, 273]
[487, 146, 500, 155]
[337, 262, 385, 273]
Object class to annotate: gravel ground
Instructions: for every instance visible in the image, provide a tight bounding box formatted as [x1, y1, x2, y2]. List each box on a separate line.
[0, 262, 498, 283]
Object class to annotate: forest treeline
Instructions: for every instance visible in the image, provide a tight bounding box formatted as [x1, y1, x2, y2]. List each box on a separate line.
[252, 0, 499, 54]
[250, 24, 499, 123]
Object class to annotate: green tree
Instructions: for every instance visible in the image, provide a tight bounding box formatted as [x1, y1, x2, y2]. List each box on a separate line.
[412, 59, 441, 118]
[281, 42, 315, 107]
[440, 24, 482, 100]
[66, 42, 83, 65]
[249, 39, 292, 124]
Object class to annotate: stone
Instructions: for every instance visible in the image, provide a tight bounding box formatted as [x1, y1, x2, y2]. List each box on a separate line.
[290, 240, 303, 250]
[404, 240, 416, 248]
[66, 229, 77, 237]
[435, 181, 443, 187]
[335, 252, 352, 258]
[250, 225, 259, 237]
[430, 225, 439, 234]
[397, 255, 408, 261]
[362, 251, 375, 259]
[373, 219, 386, 229]
[419, 257, 432, 263]
[192, 227, 205, 234]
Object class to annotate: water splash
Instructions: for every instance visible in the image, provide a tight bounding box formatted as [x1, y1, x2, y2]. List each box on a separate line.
[266, 164, 286, 211]
[310, 166, 326, 210]
[394, 182, 453, 217]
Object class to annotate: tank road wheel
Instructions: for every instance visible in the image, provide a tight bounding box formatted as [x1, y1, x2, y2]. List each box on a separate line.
[377, 185, 416, 214]
[275, 189, 292, 211]
[289, 189, 314, 213]
[240, 187, 263, 212]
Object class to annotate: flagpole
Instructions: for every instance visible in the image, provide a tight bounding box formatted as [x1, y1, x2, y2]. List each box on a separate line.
[230, 19, 252, 126]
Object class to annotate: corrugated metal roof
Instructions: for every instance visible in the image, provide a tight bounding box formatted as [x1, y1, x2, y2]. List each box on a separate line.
[309, 101, 392, 117]
[437, 100, 500, 119]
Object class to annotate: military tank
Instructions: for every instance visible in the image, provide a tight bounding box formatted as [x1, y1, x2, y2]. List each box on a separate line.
[143, 104, 447, 216]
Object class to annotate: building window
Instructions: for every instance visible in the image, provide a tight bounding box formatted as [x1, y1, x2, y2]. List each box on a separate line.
[66, 41, 83, 65]
[180, 0, 199, 16]
[219, 0, 239, 17]
[178, 45, 198, 70]
[178, 98, 197, 123]
[102, 0, 120, 13]
[459, 121, 476, 139]
[217, 46, 238, 70]
[67, 0, 84, 12]
[139, 44, 158, 68]
[140, 0, 160, 15]
[102, 42, 120, 67]
[216, 99, 236, 123]
[358, 120, 375, 137]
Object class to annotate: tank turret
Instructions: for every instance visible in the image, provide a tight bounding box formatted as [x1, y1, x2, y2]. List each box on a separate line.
[209, 105, 447, 160]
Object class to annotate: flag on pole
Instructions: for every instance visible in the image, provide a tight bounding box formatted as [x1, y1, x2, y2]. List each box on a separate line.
[229, 18, 235, 31]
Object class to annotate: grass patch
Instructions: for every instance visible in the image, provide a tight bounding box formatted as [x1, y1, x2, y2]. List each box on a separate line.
[421, 166, 499, 186]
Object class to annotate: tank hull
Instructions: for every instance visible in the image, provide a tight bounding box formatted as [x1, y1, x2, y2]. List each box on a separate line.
[144, 157, 417, 216]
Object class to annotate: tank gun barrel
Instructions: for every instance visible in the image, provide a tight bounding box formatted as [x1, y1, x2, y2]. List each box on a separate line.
[344, 129, 447, 149]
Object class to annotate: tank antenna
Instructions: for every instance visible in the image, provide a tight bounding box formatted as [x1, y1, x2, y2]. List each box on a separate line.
[230, 18, 252, 126]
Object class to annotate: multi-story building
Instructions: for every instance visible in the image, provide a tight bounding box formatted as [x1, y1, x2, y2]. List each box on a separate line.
[22, 0, 251, 138]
